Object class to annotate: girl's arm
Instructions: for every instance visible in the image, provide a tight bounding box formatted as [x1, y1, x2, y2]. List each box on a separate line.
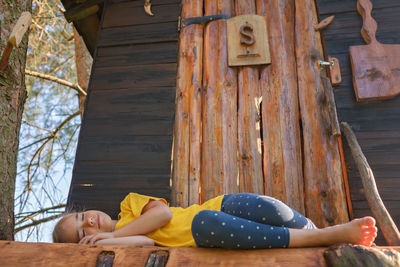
[113, 199, 172, 238]
[79, 200, 172, 245]
[94, 235, 154, 246]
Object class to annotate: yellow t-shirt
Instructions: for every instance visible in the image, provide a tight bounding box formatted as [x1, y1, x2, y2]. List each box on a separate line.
[114, 193, 224, 247]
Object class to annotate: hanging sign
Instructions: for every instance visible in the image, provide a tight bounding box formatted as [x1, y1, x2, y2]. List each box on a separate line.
[227, 14, 271, 66]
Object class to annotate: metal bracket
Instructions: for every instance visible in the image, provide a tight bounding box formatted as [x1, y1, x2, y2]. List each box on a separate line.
[178, 14, 229, 31]
[318, 59, 335, 70]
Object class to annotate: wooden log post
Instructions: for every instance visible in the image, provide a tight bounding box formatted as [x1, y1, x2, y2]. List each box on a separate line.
[295, 0, 349, 227]
[234, 1, 263, 194]
[201, 0, 238, 202]
[256, 0, 305, 213]
[341, 122, 400, 246]
[324, 244, 400, 267]
[172, 0, 203, 207]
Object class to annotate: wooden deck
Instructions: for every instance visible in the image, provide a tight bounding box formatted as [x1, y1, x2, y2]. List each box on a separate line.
[0, 241, 332, 266]
[1, 241, 399, 266]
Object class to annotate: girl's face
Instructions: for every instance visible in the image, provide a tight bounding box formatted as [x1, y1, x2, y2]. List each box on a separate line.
[59, 210, 113, 243]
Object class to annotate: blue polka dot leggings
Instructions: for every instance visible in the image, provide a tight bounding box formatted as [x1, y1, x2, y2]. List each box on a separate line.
[191, 193, 317, 249]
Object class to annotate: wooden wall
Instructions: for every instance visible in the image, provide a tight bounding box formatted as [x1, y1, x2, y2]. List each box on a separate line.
[317, 0, 400, 244]
[67, 0, 180, 218]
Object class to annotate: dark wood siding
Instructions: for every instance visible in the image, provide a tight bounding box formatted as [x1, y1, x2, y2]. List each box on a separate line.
[67, 0, 180, 218]
[317, 0, 400, 244]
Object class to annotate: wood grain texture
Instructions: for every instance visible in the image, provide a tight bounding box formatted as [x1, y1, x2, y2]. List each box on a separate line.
[341, 122, 400, 245]
[2, 241, 400, 267]
[314, 15, 334, 31]
[167, 247, 326, 266]
[90, 64, 177, 90]
[96, 42, 178, 68]
[324, 244, 400, 267]
[318, 0, 400, 245]
[318, 0, 400, 15]
[295, 0, 349, 227]
[171, 0, 203, 207]
[349, 0, 400, 101]
[256, 0, 305, 213]
[329, 57, 341, 86]
[99, 22, 178, 47]
[234, 1, 263, 194]
[201, 0, 238, 202]
[0, 241, 164, 267]
[103, 2, 180, 28]
[68, 0, 179, 217]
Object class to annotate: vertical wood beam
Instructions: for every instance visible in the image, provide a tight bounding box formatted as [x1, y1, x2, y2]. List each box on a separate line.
[234, 0, 263, 194]
[295, 0, 349, 226]
[256, 0, 305, 213]
[202, 0, 238, 202]
[172, 1, 203, 207]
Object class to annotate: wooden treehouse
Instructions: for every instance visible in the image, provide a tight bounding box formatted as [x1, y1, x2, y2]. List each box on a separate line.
[2, 0, 400, 266]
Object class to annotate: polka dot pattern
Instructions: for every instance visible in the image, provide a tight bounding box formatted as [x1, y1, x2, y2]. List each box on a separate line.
[190, 193, 316, 249]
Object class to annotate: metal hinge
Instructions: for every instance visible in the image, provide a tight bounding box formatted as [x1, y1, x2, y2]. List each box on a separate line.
[178, 14, 230, 31]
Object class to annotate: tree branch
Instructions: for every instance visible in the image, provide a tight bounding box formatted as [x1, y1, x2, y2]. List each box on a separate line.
[14, 213, 64, 234]
[341, 122, 400, 246]
[25, 69, 87, 96]
[23, 110, 81, 210]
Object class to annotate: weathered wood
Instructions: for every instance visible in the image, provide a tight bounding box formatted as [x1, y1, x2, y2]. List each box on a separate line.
[201, 0, 238, 202]
[295, 0, 349, 227]
[63, 0, 103, 22]
[82, 118, 173, 137]
[256, 0, 305, 213]
[341, 122, 400, 246]
[103, 2, 180, 28]
[90, 64, 177, 90]
[167, 247, 327, 266]
[2, 241, 400, 267]
[77, 136, 172, 162]
[318, 0, 400, 15]
[0, 241, 163, 267]
[96, 42, 177, 68]
[337, 136, 353, 219]
[319, 1, 400, 244]
[85, 87, 174, 119]
[95, 251, 115, 267]
[349, 0, 400, 101]
[314, 15, 334, 31]
[0, 12, 31, 71]
[8, 11, 32, 47]
[172, 0, 203, 207]
[226, 14, 270, 66]
[322, 77, 341, 137]
[145, 250, 169, 267]
[328, 57, 341, 86]
[234, 1, 263, 195]
[99, 22, 178, 47]
[324, 244, 400, 267]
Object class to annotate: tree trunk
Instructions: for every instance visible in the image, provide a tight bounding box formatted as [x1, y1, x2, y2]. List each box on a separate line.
[0, 0, 31, 240]
[73, 27, 92, 117]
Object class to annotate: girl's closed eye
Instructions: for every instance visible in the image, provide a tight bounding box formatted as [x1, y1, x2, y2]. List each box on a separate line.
[81, 213, 86, 238]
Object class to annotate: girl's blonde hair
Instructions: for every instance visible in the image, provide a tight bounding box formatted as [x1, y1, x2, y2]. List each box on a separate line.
[52, 212, 75, 243]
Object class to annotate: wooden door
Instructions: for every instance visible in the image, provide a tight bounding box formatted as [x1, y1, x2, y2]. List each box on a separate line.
[172, 0, 349, 227]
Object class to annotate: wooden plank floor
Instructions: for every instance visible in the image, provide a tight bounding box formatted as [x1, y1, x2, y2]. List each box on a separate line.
[317, 0, 400, 245]
[1, 241, 399, 267]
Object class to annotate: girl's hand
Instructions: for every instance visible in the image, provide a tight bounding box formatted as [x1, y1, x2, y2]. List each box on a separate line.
[79, 232, 114, 246]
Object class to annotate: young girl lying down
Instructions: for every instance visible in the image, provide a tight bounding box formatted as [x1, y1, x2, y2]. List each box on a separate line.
[53, 192, 377, 249]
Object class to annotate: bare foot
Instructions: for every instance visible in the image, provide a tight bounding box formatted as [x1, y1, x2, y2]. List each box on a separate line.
[329, 216, 377, 246]
[289, 216, 377, 247]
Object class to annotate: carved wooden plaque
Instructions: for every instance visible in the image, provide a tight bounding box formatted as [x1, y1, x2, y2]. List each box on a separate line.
[227, 14, 271, 66]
